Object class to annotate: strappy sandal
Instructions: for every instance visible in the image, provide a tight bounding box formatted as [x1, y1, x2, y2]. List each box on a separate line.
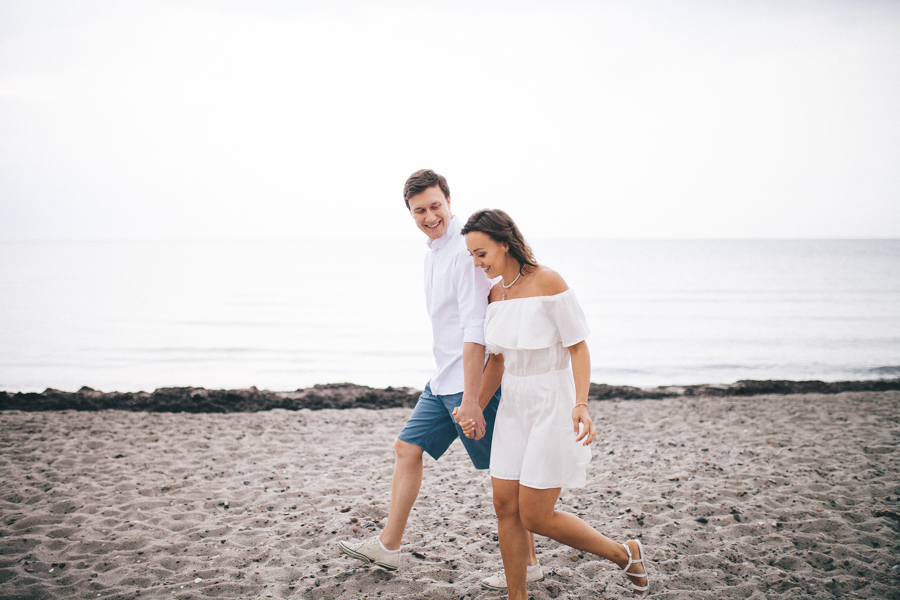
[621, 539, 649, 597]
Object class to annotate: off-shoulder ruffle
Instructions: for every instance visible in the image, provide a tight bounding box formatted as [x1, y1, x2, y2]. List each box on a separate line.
[485, 289, 590, 351]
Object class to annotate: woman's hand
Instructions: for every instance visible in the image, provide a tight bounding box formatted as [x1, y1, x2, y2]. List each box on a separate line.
[452, 407, 477, 439]
[572, 404, 596, 446]
[567, 342, 593, 446]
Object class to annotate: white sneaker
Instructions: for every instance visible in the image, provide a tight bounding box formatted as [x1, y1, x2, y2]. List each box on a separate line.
[338, 536, 400, 571]
[481, 561, 544, 590]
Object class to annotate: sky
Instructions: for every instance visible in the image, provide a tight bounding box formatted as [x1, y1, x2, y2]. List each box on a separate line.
[1, 0, 899, 242]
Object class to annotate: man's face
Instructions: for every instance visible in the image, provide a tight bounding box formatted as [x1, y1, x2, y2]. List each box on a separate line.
[408, 186, 453, 240]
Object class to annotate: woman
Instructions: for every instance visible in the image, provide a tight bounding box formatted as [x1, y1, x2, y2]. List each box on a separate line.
[458, 209, 649, 598]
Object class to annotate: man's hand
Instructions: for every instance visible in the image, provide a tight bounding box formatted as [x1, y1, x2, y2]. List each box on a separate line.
[458, 341, 487, 439]
[453, 408, 476, 439]
[453, 399, 486, 440]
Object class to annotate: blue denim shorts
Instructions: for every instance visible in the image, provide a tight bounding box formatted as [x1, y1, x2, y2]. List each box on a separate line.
[397, 381, 501, 470]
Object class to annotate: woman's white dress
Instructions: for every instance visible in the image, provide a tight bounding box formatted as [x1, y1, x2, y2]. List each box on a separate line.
[485, 289, 592, 489]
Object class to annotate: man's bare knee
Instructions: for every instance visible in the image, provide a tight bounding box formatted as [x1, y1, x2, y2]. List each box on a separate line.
[394, 439, 424, 465]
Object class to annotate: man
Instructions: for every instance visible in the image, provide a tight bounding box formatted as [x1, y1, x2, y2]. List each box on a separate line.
[338, 169, 541, 591]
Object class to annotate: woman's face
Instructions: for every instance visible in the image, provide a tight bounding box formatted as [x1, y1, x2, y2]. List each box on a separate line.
[465, 231, 510, 279]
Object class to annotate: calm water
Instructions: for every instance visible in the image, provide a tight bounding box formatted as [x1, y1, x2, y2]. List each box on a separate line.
[1, 240, 898, 393]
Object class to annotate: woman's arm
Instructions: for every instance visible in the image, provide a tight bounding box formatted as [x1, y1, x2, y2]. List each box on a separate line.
[479, 353, 505, 410]
[528, 266, 594, 445]
[568, 340, 597, 446]
[457, 353, 504, 439]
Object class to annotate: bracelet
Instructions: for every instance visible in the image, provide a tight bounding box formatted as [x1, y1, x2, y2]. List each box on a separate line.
[572, 402, 588, 411]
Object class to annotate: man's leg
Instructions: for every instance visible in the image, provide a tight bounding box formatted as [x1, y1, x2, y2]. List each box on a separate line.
[340, 383, 459, 569]
[380, 439, 424, 550]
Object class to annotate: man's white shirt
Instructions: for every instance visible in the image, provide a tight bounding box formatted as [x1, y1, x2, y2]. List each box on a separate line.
[424, 216, 493, 395]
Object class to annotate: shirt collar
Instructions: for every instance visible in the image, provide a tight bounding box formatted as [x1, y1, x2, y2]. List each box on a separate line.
[427, 215, 462, 250]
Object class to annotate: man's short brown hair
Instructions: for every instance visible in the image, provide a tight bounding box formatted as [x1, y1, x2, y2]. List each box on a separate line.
[403, 169, 450, 209]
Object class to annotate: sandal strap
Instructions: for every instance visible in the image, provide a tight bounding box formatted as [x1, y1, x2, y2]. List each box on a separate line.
[622, 541, 648, 595]
[622, 541, 644, 569]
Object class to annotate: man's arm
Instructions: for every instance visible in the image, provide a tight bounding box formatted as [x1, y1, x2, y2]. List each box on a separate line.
[456, 341, 488, 439]
[452, 252, 493, 440]
[459, 352, 504, 439]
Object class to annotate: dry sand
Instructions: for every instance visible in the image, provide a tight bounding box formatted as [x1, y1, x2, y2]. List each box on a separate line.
[1, 391, 898, 599]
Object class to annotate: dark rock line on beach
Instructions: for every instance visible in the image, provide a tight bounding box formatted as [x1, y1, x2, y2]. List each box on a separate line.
[1, 378, 899, 413]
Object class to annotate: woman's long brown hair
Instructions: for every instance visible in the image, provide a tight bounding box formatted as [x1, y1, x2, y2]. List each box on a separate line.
[461, 209, 538, 273]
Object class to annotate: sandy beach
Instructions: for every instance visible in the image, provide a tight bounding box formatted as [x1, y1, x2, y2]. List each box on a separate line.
[1, 390, 898, 599]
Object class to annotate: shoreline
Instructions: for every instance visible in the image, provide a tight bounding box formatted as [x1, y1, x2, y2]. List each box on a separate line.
[1, 378, 899, 412]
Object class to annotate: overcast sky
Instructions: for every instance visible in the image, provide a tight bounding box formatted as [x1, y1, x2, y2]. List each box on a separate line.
[1, 0, 898, 242]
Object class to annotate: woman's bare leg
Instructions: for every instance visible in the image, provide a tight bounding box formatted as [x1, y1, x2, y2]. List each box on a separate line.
[492, 477, 531, 600]
[519, 486, 647, 594]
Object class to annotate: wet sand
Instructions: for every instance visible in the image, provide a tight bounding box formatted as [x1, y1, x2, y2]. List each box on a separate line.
[1, 391, 898, 599]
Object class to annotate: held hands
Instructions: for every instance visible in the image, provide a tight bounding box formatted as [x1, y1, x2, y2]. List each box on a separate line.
[457, 402, 596, 445]
[452, 404, 485, 440]
[572, 403, 597, 446]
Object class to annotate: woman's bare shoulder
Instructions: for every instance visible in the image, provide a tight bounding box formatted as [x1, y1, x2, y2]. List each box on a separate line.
[488, 281, 504, 303]
[531, 266, 569, 296]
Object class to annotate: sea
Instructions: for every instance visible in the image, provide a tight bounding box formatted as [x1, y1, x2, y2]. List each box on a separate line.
[1, 239, 898, 393]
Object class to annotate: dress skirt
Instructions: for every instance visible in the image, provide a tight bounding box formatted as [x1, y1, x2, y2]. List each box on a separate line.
[490, 367, 592, 489]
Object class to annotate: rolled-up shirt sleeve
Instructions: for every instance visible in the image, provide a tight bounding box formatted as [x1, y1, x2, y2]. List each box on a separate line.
[454, 252, 492, 345]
